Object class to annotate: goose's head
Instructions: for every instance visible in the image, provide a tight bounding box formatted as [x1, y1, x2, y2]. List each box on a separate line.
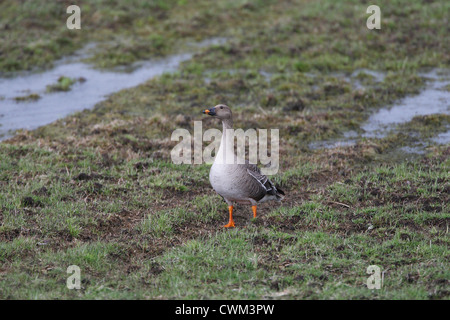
[203, 104, 232, 120]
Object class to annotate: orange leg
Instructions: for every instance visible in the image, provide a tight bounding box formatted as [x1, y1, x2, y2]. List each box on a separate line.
[252, 205, 257, 218]
[224, 205, 235, 228]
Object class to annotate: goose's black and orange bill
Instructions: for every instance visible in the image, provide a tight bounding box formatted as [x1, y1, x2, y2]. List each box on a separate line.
[203, 108, 216, 115]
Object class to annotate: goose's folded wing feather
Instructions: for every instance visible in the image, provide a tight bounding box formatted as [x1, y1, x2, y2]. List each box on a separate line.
[246, 167, 276, 195]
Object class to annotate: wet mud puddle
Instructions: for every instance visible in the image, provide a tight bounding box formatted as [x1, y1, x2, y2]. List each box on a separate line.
[0, 38, 226, 140]
[309, 69, 450, 151]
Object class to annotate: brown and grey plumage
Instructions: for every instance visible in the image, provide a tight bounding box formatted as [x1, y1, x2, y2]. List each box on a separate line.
[203, 104, 285, 227]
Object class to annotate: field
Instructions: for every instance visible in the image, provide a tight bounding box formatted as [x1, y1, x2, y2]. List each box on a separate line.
[0, 0, 449, 299]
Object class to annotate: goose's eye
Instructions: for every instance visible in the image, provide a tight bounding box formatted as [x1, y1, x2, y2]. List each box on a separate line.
[220, 106, 223, 109]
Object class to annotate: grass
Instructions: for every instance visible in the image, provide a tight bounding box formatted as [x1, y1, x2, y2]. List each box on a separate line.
[13, 93, 41, 102]
[0, 0, 449, 299]
[46, 76, 82, 92]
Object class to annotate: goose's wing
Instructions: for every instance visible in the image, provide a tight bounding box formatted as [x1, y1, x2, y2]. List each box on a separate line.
[246, 164, 278, 196]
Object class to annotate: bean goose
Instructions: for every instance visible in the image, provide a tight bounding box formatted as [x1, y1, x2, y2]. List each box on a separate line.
[203, 104, 285, 227]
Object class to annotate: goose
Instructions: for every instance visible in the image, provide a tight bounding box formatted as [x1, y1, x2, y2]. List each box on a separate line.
[203, 104, 285, 227]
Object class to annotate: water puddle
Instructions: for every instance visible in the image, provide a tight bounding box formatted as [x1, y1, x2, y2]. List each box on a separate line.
[308, 130, 358, 150]
[309, 69, 450, 151]
[352, 69, 385, 82]
[361, 69, 449, 138]
[399, 145, 426, 155]
[432, 130, 450, 145]
[0, 38, 227, 140]
[308, 139, 357, 150]
[324, 69, 385, 90]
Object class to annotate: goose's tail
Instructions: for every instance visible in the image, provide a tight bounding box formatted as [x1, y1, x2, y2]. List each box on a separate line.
[275, 186, 285, 201]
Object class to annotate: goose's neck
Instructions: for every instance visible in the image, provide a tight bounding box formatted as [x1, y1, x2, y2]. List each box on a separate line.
[222, 118, 233, 131]
[216, 119, 234, 164]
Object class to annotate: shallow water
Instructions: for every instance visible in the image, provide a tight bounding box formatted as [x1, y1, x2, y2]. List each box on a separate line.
[308, 139, 357, 150]
[0, 38, 227, 140]
[431, 129, 450, 145]
[399, 145, 426, 155]
[361, 69, 450, 138]
[351, 69, 385, 90]
[309, 69, 450, 150]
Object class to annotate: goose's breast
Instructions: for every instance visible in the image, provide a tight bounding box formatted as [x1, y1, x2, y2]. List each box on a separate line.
[209, 163, 243, 200]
